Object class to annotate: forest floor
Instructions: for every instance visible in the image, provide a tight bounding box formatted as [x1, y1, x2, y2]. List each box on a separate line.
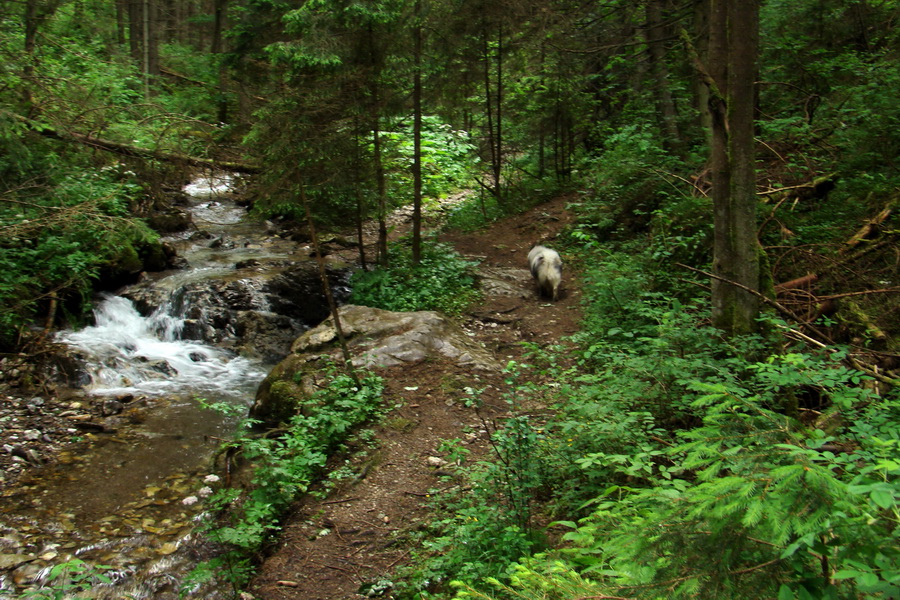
[247, 194, 583, 600]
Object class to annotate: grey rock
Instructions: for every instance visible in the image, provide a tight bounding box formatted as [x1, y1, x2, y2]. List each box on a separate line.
[251, 305, 500, 426]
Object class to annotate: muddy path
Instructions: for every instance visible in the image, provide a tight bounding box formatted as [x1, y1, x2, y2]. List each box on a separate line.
[248, 194, 582, 600]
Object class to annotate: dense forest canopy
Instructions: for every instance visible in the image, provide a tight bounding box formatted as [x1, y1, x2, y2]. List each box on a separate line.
[1, 0, 897, 346]
[1, 0, 899, 597]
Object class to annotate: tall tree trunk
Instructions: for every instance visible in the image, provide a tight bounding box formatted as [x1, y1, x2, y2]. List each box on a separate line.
[22, 0, 40, 114]
[115, 0, 127, 45]
[130, 0, 159, 97]
[22, 0, 62, 115]
[482, 30, 498, 201]
[693, 0, 712, 146]
[646, 0, 681, 154]
[494, 23, 503, 205]
[128, 0, 141, 62]
[373, 115, 389, 267]
[353, 120, 368, 271]
[411, 0, 423, 265]
[142, 0, 151, 97]
[709, 0, 761, 335]
[211, 0, 229, 123]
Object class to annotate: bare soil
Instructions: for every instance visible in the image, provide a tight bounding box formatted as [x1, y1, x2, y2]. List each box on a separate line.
[247, 194, 581, 600]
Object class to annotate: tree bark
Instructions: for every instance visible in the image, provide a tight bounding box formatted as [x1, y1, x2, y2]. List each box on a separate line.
[646, 0, 681, 154]
[709, 0, 761, 336]
[373, 116, 389, 267]
[211, 0, 230, 124]
[22, 0, 62, 115]
[411, 0, 423, 265]
[115, 0, 127, 45]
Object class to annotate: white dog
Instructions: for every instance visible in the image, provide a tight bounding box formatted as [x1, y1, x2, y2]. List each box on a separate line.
[528, 245, 562, 301]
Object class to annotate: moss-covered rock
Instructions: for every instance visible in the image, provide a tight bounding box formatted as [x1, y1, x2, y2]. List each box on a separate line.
[249, 304, 502, 427]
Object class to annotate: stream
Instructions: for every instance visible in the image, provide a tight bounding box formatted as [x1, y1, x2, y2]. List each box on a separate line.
[0, 174, 333, 599]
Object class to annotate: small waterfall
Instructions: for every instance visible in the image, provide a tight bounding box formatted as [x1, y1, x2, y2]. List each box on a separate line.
[1, 174, 290, 599]
[58, 295, 264, 398]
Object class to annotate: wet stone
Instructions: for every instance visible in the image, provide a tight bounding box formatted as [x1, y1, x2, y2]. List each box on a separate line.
[100, 400, 125, 417]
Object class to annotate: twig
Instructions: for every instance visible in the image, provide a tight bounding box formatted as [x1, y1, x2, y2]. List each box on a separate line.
[675, 262, 839, 347]
[730, 557, 782, 575]
[322, 497, 360, 505]
[386, 549, 412, 569]
[819, 288, 900, 301]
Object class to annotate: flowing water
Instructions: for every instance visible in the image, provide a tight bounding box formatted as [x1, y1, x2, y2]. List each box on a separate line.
[0, 174, 300, 599]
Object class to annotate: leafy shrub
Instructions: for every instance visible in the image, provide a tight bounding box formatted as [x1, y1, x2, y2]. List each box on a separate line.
[0, 168, 157, 347]
[384, 116, 481, 203]
[20, 559, 114, 600]
[186, 365, 384, 592]
[350, 241, 481, 316]
[443, 192, 508, 232]
[574, 123, 686, 242]
[544, 374, 898, 600]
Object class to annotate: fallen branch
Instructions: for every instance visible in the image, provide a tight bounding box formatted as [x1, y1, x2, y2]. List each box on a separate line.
[758, 174, 835, 198]
[778, 323, 897, 388]
[841, 203, 894, 252]
[10, 111, 261, 174]
[676, 263, 838, 347]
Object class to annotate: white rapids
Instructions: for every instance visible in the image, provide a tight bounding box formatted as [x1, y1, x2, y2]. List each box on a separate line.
[57, 295, 264, 398]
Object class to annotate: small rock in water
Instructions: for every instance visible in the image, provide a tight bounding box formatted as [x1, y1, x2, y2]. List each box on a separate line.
[100, 400, 125, 416]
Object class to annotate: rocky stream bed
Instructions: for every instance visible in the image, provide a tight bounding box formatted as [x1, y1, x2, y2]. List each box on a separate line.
[0, 178, 581, 599]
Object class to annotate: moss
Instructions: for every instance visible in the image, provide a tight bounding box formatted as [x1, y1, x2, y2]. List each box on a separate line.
[137, 238, 168, 271]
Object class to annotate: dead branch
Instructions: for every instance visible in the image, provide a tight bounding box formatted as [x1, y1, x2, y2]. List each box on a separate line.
[675, 263, 838, 347]
[758, 176, 832, 197]
[841, 204, 894, 252]
[775, 273, 819, 292]
[9, 111, 261, 174]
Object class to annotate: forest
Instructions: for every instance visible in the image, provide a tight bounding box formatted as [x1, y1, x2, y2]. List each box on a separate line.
[1, 0, 899, 598]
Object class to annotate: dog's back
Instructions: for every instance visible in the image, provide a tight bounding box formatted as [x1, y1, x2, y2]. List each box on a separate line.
[528, 245, 562, 300]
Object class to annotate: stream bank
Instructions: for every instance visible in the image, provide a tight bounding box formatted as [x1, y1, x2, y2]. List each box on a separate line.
[0, 173, 352, 599]
[0, 178, 580, 599]
[247, 194, 582, 600]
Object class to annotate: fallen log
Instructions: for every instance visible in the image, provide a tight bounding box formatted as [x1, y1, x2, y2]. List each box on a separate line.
[775, 273, 818, 293]
[841, 203, 894, 252]
[10, 111, 261, 174]
[759, 174, 836, 203]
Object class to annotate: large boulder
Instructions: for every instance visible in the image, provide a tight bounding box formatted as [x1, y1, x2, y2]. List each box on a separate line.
[250, 305, 501, 426]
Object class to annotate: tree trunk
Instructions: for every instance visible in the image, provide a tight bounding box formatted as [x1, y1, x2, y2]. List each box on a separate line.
[22, 0, 40, 114]
[211, 0, 229, 123]
[373, 116, 389, 267]
[115, 0, 127, 46]
[128, 0, 141, 62]
[693, 0, 712, 147]
[646, 0, 681, 154]
[482, 30, 498, 202]
[494, 23, 503, 204]
[709, 0, 761, 335]
[14, 112, 261, 172]
[411, 0, 423, 265]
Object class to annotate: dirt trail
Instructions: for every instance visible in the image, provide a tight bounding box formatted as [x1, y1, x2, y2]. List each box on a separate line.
[248, 195, 582, 600]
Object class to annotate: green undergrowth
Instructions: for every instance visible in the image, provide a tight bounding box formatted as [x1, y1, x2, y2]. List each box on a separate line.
[393, 244, 900, 600]
[350, 240, 481, 316]
[0, 167, 160, 347]
[182, 365, 385, 596]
